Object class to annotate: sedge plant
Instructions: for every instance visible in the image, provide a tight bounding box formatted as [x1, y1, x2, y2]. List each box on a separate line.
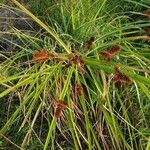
[0, 0, 150, 149]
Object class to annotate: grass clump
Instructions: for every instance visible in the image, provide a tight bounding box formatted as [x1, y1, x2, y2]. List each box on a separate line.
[0, 0, 150, 149]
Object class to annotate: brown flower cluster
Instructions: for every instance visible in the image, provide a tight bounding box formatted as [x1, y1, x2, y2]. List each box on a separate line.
[33, 50, 49, 62]
[68, 53, 85, 74]
[99, 45, 121, 61]
[113, 66, 132, 85]
[74, 83, 83, 97]
[54, 100, 68, 118]
[33, 49, 67, 63]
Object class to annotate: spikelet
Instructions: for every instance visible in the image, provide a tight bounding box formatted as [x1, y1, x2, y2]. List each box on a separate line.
[33, 49, 67, 63]
[33, 50, 49, 62]
[113, 66, 132, 84]
[65, 53, 75, 68]
[68, 53, 85, 74]
[77, 56, 85, 75]
[100, 45, 121, 61]
[107, 45, 121, 56]
[68, 53, 81, 64]
[77, 65, 85, 75]
[99, 52, 112, 61]
[86, 37, 95, 49]
[54, 100, 67, 118]
[74, 83, 83, 97]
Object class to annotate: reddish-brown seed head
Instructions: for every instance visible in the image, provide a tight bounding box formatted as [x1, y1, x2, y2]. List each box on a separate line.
[74, 83, 83, 97]
[54, 100, 67, 118]
[106, 45, 121, 55]
[113, 66, 132, 84]
[33, 51, 49, 62]
[68, 53, 85, 74]
[99, 52, 112, 61]
[99, 45, 121, 61]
